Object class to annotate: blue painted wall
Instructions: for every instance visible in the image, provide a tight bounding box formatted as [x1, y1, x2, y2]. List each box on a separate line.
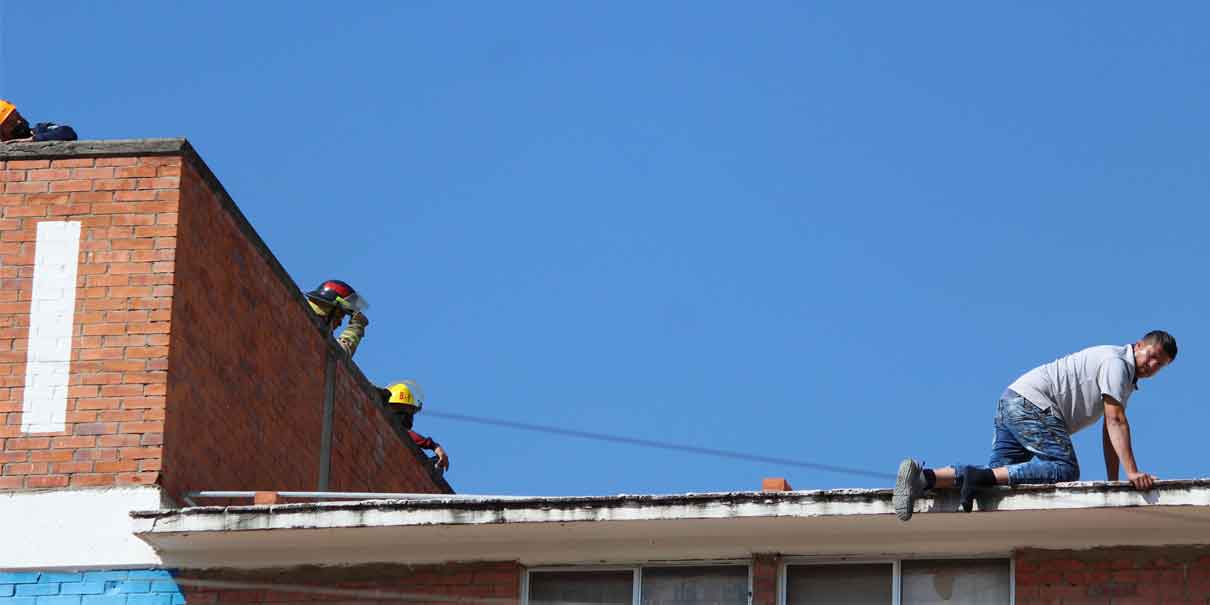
[0, 570, 184, 605]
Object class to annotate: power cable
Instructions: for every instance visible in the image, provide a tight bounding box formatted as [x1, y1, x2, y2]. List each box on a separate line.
[426, 410, 895, 481]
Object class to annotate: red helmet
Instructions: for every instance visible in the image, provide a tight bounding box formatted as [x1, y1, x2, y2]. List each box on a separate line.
[305, 280, 370, 314]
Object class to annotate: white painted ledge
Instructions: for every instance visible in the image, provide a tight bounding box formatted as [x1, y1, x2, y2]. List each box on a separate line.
[1, 486, 168, 569]
[131, 480, 1210, 569]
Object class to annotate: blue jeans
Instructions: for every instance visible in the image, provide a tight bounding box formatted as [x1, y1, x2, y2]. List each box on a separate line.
[979, 394, 1079, 485]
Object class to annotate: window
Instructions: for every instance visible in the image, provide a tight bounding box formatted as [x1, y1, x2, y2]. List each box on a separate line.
[529, 565, 750, 605]
[900, 560, 1010, 605]
[530, 570, 634, 605]
[786, 564, 892, 604]
[783, 559, 1010, 604]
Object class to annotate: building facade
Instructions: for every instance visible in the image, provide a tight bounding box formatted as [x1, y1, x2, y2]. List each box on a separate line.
[3, 141, 1209, 604]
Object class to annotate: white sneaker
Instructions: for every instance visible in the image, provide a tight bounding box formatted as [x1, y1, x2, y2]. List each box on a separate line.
[893, 458, 925, 522]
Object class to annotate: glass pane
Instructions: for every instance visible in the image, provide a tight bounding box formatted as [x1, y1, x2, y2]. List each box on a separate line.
[530, 571, 634, 605]
[901, 559, 1010, 605]
[786, 564, 892, 604]
[641, 566, 748, 605]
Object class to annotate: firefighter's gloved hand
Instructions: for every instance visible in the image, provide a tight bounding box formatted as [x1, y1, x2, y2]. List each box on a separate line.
[434, 446, 450, 472]
[351, 312, 369, 327]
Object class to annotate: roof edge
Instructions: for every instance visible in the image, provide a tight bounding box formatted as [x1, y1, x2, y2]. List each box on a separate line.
[0, 138, 190, 160]
[132, 477, 1210, 521]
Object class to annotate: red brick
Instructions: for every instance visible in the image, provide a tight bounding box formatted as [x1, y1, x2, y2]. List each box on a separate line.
[5, 437, 51, 450]
[70, 191, 115, 203]
[119, 422, 162, 434]
[94, 460, 138, 473]
[74, 422, 119, 436]
[76, 398, 122, 410]
[121, 396, 166, 409]
[98, 410, 145, 423]
[71, 167, 116, 179]
[72, 449, 117, 462]
[87, 275, 130, 287]
[95, 157, 138, 167]
[127, 323, 170, 334]
[5, 206, 46, 218]
[115, 165, 158, 178]
[99, 435, 141, 448]
[79, 348, 125, 361]
[94, 179, 138, 191]
[6, 160, 50, 169]
[52, 461, 95, 473]
[52, 436, 97, 449]
[83, 323, 128, 336]
[50, 158, 95, 168]
[47, 179, 92, 193]
[28, 169, 72, 181]
[47, 203, 93, 216]
[3, 462, 48, 475]
[138, 177, 180, 189]
[113, 189, 159, 202]
[134, 225, 176, 237]
[66, 410, 99, 422]
[107, 286, 153, 297]
[101, 384, 145, 397]
[110, 213, 156, 226]
[29, 449, 74, 463]
[26, 475, 70, 488]
[115, 472, 157, 484]
[70, 474, 115, 487]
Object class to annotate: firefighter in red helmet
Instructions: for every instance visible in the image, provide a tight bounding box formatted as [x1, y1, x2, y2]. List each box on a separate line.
[305, 279, 370, 356]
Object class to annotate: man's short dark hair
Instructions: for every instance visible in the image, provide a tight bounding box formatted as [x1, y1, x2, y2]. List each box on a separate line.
[1141, 330, 1178, 361]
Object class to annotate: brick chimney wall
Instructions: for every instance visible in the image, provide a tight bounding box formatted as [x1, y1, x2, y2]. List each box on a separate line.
[0, 140, 450, 500]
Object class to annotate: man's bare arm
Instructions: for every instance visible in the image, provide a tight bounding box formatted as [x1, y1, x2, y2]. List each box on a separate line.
[1102, 394, 1155, 490]
[1102, 419, 1119, 481]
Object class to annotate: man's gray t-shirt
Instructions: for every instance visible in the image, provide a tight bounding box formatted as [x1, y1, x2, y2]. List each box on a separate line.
[1007, 344, 1137, 435]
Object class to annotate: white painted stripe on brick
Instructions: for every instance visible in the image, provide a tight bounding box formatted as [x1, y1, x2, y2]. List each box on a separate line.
[21, 220, 82, 434]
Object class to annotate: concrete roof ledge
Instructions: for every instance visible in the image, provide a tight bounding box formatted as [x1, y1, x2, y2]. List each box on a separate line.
[130, 479, 1210, 569]
[0, 138, 191, 159]
[133, 478, 1210, 534]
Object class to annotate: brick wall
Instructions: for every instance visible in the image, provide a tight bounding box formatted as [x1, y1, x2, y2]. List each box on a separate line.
[0, 140, 450, 501]
[751, 554, 779, 605]
[0, 153, 179, 490]
[1015, 546, 1210, 603]
[177, 562, 520, 605]
[326, 357, 440, 492]
[158, 160, 327, 498]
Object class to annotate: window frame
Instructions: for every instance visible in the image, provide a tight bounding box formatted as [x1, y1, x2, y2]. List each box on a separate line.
[523, 560, 754, 605]
[778, 555, 1015, 605]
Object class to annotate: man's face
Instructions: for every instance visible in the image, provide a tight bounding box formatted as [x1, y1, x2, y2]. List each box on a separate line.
[1135, 341, 1172, 379]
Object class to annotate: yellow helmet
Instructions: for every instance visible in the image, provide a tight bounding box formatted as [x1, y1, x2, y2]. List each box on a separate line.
[385, 380, 424, 412]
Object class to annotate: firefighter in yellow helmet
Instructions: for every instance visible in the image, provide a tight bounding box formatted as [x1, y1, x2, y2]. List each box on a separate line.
[382, 380, 449, 472]
[304, 279, 369, 356]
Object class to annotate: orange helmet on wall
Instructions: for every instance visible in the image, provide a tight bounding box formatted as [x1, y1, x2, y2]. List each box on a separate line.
[0, 100, 16, 125]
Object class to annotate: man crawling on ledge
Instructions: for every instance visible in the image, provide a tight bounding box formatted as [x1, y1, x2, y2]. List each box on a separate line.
[894, 330, 1177, 521]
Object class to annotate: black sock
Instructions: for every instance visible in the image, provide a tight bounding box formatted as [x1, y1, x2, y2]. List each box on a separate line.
[960, 467, 996, 512]
[923, 469, 936, 490]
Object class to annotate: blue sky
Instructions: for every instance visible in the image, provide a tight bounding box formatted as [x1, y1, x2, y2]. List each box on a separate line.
[4, 2, 1207, 496]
